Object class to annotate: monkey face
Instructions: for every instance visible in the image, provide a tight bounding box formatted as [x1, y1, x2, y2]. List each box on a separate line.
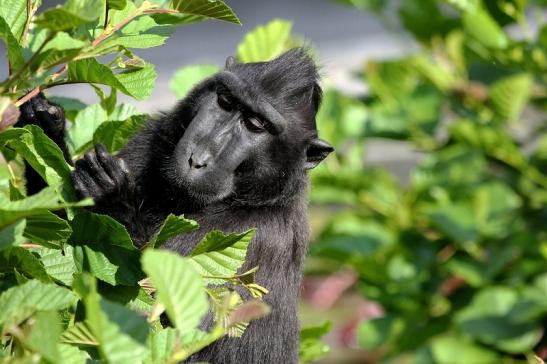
[172, 49, 334, 205]
[173, 90, 274, 202]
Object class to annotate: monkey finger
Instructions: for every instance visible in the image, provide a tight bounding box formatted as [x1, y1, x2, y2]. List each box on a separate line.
[94, 144, 127, 188]
[83, 152, 115, 191]
[118, 158, 135, 191]
[17, 101, 36, 126]
[72, 163, 101, 200]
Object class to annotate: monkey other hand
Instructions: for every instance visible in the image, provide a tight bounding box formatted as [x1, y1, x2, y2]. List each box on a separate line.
[72, 144, 136, 211]
[17, 93, 66, 142]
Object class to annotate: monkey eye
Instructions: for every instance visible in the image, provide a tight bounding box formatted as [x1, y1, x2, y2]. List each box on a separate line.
[217, 92, 234, 112]
[242, 115, 266, 133]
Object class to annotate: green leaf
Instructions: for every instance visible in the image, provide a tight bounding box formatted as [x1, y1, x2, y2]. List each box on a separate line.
[399, 0, 454, 41]
[100, 285, 155, 313]
[25, 29, 88, 73]
[32, 246, 77, 286]
[24, 211, 72, 248]
[312, 217, 395, 259]
[0, 186, 88, 230]
[412, 145, 486, 193]
[236, 19, 293, 62]
[0, 0, 28, 40]
[191, 229, 254, 255]
[147, 213, 198, 248]
[58, 343, 92, 364]
[473, 182, 521, 238]
[61, 321, 98, 346]
[141, 249, 208, 336]
[108, 0, 127, 10]
[357, 316, 401, 350]
[69, 212, 142, 285]
[190, 229, 254, 284]
[67, 58, 157, 101]
[26, 311, 63, 362]
[0, 218, 26, 250]
[91, 2, 174, 55]
[462, 6, 508, 49]
[79, 276, 148, 364]
[34, 0, 104, 31]
[0, 246, 51, 282]
[67, 103, 109, 154]
[431, 334, 498, 364]
[0, 279, 77, 325]
[0, 125, 71, 187]
[144, 327, 177, 364]
[115, 63, 157, 100]
[93, 27, 173, 53]
[82, 244, 144, 285]
[442, 0, 479, 12]
[108, 103, 142, 120]
[489, 73, 533, 121]
[299, 321, 331, 363]
[455, 287, 543, 353]
[169, 64, 219, 99]
[0, 16, 25, 72]
[165, 0, 241, 25]
[69, 212, 136, 250]
[93, 114, 147, 153]
[425, 202, 478, 244]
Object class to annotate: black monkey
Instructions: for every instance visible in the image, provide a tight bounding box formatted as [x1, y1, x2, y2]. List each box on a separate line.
[17, 49, 333, 364]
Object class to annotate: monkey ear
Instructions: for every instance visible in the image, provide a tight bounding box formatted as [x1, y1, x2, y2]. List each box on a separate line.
[225, 56, 237, 69]
[305, 138, 334, 170]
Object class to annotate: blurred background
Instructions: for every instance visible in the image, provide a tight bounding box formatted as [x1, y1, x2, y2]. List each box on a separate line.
[3, 0, 547, 363]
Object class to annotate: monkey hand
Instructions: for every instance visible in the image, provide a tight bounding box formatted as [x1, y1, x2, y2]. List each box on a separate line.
[17, 93, 66, 143]
[72, 144, 136, 212]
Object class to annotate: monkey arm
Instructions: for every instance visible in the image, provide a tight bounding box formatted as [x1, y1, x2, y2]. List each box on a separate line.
[16, 94, 72, 195]
[71, 144, 150, 247]
[16, 93, 149, 246]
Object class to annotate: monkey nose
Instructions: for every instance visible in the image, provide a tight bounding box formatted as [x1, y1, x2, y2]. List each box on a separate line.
[188, 153, 209, 169]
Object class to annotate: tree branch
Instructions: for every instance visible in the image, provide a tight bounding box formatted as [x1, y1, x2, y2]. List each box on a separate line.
[15, 4, 177, 106]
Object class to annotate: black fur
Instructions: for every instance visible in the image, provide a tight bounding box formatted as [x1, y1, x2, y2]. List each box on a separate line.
[17, 49, 333, 364]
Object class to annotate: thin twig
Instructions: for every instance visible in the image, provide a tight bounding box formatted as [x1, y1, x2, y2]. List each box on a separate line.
[15, 64, 67, 106]
[14, 87, 39, 107]
[42, 80, 86, 89]
[143, 8, 179, 14]
[92, 11, 143, 46]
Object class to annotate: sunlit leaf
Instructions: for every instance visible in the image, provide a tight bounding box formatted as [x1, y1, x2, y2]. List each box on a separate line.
[0, 0, 28, 40]
[0, 279, 77, 325]
[169, 64, 219, 99]
[146, 213, 198, 248]
[236, 19, 293, 62]
[34, 0, 103, 31]
[141, 250, 208, 336]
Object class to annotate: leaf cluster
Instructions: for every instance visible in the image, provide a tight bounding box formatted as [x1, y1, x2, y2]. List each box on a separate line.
[0, 1, 274, 363]
[312, 0, 547, 362]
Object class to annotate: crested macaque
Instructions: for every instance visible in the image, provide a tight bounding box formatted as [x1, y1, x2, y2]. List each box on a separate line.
[17, 49, 333, 363]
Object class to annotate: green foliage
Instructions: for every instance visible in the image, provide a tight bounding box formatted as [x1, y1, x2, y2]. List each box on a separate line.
[0, 1, 270, 362]
[236, 19, 294, 62]
[313, 0, 547, 362]
[169, 64, 219, 99]
[299, 321, 332, 363]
